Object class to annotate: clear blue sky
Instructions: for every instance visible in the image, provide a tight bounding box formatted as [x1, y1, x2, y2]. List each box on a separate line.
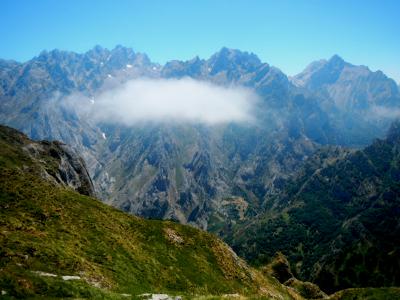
[1, 0, 399, 82]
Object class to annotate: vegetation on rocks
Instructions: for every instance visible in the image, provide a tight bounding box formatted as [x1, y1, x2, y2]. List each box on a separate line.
[227, 123, 400, 294]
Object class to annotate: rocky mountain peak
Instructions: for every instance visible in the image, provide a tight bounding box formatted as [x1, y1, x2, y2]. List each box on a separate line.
[85, 45, 111, 60]
[292, 53, 400, 115]
[36, 49, 75, 63]
[328, 54, 345, 66]
[161, 56, 206, 78]
[107, 45, 137, 67]
[293, 54, 348, 89]
[207, 47, 262, 74]
[92, 44, 105, 53]
[188, 55, 203, 65]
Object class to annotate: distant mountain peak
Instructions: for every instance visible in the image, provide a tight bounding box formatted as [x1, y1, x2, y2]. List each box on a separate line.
[92, 44, 104, 52]
[86, 45, 110, 59]
[36, 48, 76, 62]
[89, 44, 109, 55]
[111, 45, 135, 56]
[216, 46, 238, 56]
[188, 55, 203, 64]
[207, 47, 261, 75]
[328, 54, 345, 64]
[324, 54, 348, 73]
[211, 47, 261, 63]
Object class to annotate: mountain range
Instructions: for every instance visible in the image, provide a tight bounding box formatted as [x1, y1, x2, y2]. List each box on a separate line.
[1, 46, 399, 229]
[1, 45, 400, 295]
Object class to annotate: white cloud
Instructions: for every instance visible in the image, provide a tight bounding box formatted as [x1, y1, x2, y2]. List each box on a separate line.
[71, 78, 258, 125]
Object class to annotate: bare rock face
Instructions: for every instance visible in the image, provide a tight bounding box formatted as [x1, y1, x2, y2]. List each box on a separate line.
[0, 125, 94, 196]
[44, 141, 95, 196]
[26, 140, 95, 197]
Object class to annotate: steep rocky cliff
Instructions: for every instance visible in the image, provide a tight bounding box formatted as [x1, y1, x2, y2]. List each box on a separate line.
[0, 124, 94, 196]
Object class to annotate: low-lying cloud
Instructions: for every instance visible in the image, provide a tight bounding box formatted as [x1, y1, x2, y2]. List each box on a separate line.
[71, 78, 258, 125]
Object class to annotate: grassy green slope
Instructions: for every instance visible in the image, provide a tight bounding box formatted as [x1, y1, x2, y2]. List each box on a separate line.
[0, 125, 297, 299]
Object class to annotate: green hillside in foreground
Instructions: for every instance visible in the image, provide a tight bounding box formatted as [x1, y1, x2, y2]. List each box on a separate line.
[0, 125, 299, 299]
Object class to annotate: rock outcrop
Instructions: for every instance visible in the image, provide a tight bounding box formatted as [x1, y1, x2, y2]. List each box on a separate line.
[0, 124, 94, 196]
